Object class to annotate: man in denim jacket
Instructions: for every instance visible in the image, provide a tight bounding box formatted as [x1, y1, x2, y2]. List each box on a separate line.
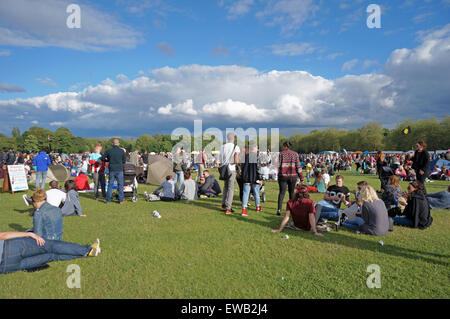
[31, 190, 63, 241]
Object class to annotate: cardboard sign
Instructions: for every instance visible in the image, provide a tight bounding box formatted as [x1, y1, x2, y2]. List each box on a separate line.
[7, 165, 29, 192]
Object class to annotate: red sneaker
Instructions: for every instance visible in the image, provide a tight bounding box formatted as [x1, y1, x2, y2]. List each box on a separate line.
[256, 206, 262, 212]
[225, 210, 232, 215]
[241, 208, 248, 216]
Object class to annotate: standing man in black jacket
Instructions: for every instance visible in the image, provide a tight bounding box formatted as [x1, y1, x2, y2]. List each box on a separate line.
[102, 139, 126, 204]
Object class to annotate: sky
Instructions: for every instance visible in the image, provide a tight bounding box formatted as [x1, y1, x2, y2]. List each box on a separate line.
[0, 0, 449, 138]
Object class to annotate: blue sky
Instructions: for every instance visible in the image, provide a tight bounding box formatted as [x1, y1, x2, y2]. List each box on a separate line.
[0, 0, 449, 138]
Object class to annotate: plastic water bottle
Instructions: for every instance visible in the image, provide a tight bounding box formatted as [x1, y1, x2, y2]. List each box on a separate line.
[153, 210, 161, 218]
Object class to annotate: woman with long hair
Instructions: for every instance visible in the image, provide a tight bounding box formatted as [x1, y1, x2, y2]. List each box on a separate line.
[382, 175, 406, 208]
[276, 141, 304, 216]
[272, 185, 323, 236]
[393, 181, 433, 229]
[308, 170, 326, 193]
[355, 186, 390, 236]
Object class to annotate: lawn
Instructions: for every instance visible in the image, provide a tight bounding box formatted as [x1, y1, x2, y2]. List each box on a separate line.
[0, 170, 449, 299]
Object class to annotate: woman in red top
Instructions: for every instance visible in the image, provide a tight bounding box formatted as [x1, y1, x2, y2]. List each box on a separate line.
[272, 185, 323, 237]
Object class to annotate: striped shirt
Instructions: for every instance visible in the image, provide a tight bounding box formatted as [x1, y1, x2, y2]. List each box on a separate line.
[278, 150, 304, 180]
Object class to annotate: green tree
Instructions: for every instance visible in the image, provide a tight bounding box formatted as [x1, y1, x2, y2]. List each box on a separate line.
[23, 134, 39, 152]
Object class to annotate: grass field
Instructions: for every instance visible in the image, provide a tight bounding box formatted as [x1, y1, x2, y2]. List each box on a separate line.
[0, 169, 449, 299]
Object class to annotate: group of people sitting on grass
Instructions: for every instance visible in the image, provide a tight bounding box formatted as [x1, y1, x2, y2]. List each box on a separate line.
[272, 173, 441, 237]
[1, 181, 100, 274]
[145, 169, 222, 202]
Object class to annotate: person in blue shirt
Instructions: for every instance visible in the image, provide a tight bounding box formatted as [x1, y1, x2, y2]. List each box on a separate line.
[33, 149, 52, 190]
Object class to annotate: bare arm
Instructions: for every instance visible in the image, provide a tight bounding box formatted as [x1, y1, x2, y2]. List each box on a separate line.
[272, 210, 291, 232]
[309, 213, 323, 237]
[0, 232, 45, 246]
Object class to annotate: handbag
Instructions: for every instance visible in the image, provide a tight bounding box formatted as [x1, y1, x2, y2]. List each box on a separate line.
[218, 145, 236, 180]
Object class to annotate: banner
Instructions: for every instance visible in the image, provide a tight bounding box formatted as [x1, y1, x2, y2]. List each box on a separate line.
[7, 165, 29, 192]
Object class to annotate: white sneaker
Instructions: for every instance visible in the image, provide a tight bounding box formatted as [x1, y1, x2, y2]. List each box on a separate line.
[23, 194, 32, 206]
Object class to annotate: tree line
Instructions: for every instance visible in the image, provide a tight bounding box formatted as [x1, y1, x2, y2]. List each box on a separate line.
[0, 116, 448, 154]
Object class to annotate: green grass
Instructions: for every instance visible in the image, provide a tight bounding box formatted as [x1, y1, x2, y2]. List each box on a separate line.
[0, 170, 449, 299]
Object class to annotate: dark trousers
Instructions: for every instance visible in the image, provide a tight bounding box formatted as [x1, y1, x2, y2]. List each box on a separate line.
[277, 177, 297, 211]
[415, 169, 428, 192]
[93, 172, 106, 199]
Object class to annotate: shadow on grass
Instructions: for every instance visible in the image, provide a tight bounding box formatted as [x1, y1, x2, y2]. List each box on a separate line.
[14, 208, 34, 215]
[9, 223, 28, 232]
[219, 207, 450, 267]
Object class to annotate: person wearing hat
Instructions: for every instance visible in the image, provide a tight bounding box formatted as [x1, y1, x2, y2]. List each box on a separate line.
[271, 185, 324, 236]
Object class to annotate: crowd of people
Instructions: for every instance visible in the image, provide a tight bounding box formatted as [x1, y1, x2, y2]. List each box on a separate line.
[1, 136, 449, 274]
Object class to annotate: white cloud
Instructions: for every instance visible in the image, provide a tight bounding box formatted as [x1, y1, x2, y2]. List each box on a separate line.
[157, 99, 197, 116]
[36, 77, 56, 87]
[270, 42, 316, 56]
[0, 24, 449, 134]
[256, 0, 318, 32]
[0, 0, 143, 51]
[342, 59, 359, 71]
[50, 121, 65, 126]
[116, 74, 129, 83]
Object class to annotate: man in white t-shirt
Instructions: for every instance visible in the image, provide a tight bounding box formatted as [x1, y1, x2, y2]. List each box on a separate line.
[46, 180, 66, 208]
[220, 133, 240, 214]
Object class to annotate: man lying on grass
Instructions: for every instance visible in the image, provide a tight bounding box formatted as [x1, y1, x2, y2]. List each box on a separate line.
[0, 231, 100, 274]
[272, 185, 324, 237]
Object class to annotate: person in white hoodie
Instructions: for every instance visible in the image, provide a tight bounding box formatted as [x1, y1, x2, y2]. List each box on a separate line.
[153, 175, 179, 201]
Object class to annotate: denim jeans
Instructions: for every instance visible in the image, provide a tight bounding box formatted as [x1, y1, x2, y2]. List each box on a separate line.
[318, 205, 340, 221]
[343, 217, 365, 230]
[393, 216, 414, 227]
[242, 183, 261, 208]
[35, 171, 47, 190]
[107, 170, 124, 203]
[173, 171, 184, 191]
[0, 237, 90, 274]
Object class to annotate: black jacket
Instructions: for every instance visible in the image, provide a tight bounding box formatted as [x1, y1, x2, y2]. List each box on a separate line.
[412, 150, 430, 175]
[403, 193, 433, 229]
[5, 151, 16, 165]
[102, 146, 126, 172]
[239, 152, 262, 184]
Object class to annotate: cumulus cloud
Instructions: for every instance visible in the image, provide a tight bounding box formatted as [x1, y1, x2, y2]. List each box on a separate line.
[0, 0, 143, 51]
[158, 99, 197, 116]
[0, 24, 449, 135]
